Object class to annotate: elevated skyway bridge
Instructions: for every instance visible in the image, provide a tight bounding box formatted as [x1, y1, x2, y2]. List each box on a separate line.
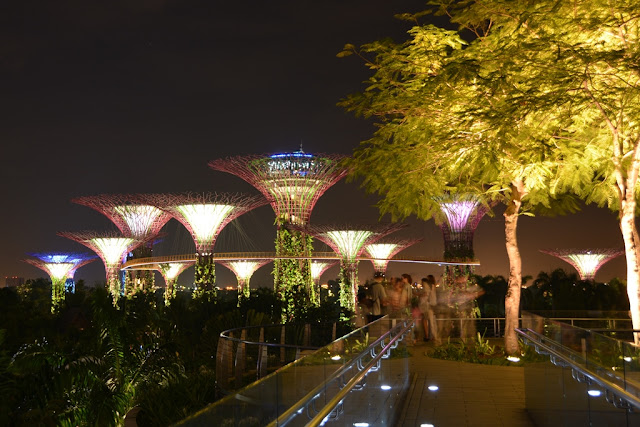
[121, 252, 480, 270]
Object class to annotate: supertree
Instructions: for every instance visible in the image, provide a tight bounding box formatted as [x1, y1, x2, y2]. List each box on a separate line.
[303, 223, 406, 316]
[23, 252, 96, 311]
[436, 194, 489, 295]
[71, 194, 172, 295]
[140, 192, 266, 299]
[210, 151, 348, 314]
[157, 261, 195, 305]
[57, 231, 142, 302]
[310, 260, 337, 285]
[540, 248, 625, 281]
[218, 259, 272, 304]
[364, 238, 421, 275]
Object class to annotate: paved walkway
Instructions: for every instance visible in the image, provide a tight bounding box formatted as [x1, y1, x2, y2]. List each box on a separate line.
[397, 341, 535, 427]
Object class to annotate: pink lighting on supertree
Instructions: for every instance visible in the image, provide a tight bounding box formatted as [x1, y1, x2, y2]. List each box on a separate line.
[303, 223, 406, 313]
[210, 151, 348, 313]
[71, 194, 172, 239]
[310, 260, 337, 285]
[365, 238, 421, 274]
[541, 248, 624, 281]
[209, 151, 348, 226]
[218, 259, 271, 303]
[140, 192, 266, 295]
[157, 261, 195, 304]
[57, 231, 142, 301]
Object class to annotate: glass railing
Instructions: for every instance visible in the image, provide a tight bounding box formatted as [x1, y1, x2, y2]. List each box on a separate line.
[177, 317, 414, 426]
[518, 311, 640, 426]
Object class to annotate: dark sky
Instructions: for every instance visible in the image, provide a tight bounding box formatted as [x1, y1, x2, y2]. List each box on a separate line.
[0, 0, 628, 288]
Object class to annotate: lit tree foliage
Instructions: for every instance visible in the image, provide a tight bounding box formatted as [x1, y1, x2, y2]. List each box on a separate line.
[339, 3, 579, 353]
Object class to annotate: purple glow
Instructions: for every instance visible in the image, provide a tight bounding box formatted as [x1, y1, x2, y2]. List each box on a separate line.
[440, 201, 479, 232]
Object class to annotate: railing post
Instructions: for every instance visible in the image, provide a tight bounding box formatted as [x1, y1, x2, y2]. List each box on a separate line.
[257, 327, 268, 379]
[332, 322, 337, 342]
[303, 323, 311, 347]
[280, 325, 286, 363]
[235, 329, 246, 388]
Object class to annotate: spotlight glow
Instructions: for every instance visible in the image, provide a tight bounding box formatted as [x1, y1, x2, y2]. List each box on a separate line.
[427, 385, 439, 391]
[353, 423, 369, 427]
[331, 355, 341, 361]
[420, 424, 435, 427]
[506, 356, 521, 362]
[624, 356, 633, 362]
[380, 385, 391, 391]
[588, 389, 602, 397]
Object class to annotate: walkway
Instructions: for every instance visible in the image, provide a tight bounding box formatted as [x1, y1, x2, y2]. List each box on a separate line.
[398, 341, 535, 427]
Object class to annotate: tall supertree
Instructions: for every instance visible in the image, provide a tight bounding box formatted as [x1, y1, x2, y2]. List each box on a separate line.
[218, 259, 272, 304]
[23, 252, 96, 311]
[71, 194, 172, 295]
[210, 151, 348, 315]
[540, 248, 624, 281]
[303, 223, 406, 316]
[310, 260, 337, 285]
[436, 194, 489, 294]
[157, 261, 195, 305]
[141, 192, 266, 299]
[364, 238, 421, 275]
[57, 231, 142, 302]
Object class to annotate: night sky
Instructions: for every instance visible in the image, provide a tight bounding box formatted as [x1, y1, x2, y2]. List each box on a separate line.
[0, 0, 627, 288]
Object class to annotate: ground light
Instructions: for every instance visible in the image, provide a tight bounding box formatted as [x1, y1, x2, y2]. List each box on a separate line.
[588, 389, 602, 397]
[421, 424, 435, 427]
[624, 356, 633, 362]
[427, 385, 439, 391]
[506, 356, 521, 362]
[331, 355, 341, 361]
[380, 385, 391, 390]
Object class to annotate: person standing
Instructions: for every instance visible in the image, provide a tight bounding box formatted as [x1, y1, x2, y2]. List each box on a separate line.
[400, 273, 414, 317]
[368, 272, 388, 323]
[420, 275, 439, 343]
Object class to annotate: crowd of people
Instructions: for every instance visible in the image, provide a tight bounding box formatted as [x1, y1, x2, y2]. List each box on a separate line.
[358, 272, 441, 344]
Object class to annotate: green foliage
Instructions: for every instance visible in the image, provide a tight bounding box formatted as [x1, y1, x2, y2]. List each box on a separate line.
[194, 254, 216, 300]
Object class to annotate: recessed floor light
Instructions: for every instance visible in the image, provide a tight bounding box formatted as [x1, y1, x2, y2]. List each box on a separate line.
[588, 389, 602, 397]
[428, 385, 439, 391]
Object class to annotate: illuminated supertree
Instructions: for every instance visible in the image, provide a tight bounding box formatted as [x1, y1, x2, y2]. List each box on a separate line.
[364, 238, 421, 275]
[310, 260, 337, 285]
[303, 223, 406, 315]
[218, 259, 272, 304]
[210, 151, 348, 315]
[436, 194, 489, 294]
[71, 194, 172, 295]
[23, 252, 96, 311]
[157, 261, 195, 305]
[141, 192, 266, 298]
[540, 248, 624, 281]
[57, 231, 142, 302]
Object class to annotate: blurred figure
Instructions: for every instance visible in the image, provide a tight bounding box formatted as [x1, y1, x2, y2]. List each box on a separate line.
[400, 273, 413, 316]
[367, 272, 388, 323]
[420, 275, 439, 343]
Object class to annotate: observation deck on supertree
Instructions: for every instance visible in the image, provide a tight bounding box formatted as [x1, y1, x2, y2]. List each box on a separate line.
[157, 261, 195, 305]
[302, 223, 406, 315]
[365, 238, 421, 275]
[209, 150, 348, 312]
[57, 231, 142, 302]
[140, 192, 266, 298]
[71, 194, 173, 294]
[540, 248, 624, 281]
[218, 259, 272, 304]
[23, 252, 96, 311]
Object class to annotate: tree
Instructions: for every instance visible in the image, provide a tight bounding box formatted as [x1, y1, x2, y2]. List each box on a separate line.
[433, 0, 640, 342]
[339, 8, 577, 353]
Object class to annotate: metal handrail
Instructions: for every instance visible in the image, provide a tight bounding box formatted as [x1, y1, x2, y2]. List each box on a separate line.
[516, 327, 640, 411]
[303, 319, 414, 427]
[219, 324, 326, 351]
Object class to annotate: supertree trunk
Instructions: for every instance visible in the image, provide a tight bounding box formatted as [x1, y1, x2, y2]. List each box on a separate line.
[193, 253, 216, 299]
[339, 261, 358, 315]
[106, 267, 123, 304]
[274, 226, 314, 321]
[51, 278, 66, 311]
[164, 278, 177, 305]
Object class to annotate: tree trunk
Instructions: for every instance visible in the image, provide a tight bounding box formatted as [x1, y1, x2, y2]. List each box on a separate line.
[504, 181, 524, 355]
[620, 194, 640, 344]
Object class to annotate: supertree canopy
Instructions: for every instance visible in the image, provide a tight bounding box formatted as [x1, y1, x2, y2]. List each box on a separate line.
[364, 238, 421, 275]
[23, 252, 96, 311]
[541, 248, 624, 281]
[218, 259, 271, 304]
[157, 261, 195, 305]
[310, 260, 337, 285]
[304, 223, 406, 314]
[210, 150, 348, 316]
[142, 192, 266, 298]
[57, 231, 141, 302]
[71, 194, 173, 295]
